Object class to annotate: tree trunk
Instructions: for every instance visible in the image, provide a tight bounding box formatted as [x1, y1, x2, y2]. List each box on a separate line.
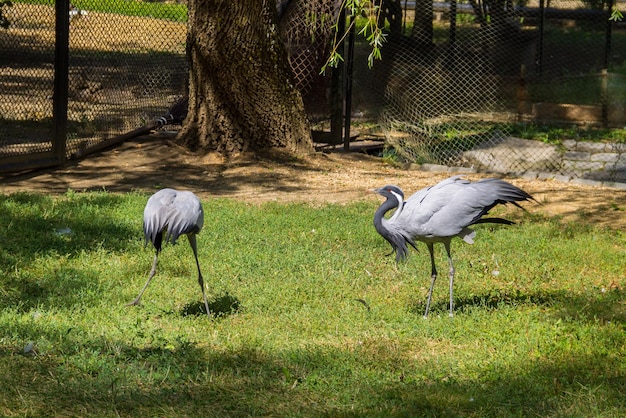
[178, 0, 312, 155]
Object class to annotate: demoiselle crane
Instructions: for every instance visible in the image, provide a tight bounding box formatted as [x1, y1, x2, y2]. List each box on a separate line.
[371, 176, 533, 317]
[127, 188, 211, 317]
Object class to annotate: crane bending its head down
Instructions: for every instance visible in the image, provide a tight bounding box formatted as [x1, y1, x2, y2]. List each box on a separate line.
[127, 188, 211, 317]
[372, 176, 533, 318]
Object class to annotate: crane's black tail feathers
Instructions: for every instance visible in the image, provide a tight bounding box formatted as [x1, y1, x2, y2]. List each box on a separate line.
[474, 217, 515, 225]
[469, 180, 534, 226]
[144, 231, 164, 252]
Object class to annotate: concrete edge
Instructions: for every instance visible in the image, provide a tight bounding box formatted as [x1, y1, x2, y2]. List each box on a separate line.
[413, 163, 626, 190]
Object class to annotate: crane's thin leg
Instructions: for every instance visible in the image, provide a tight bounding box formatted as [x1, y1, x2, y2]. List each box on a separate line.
[127, 251, 160, 306]
[188, 234, 211, 318]
[423, 243, 437, 318]
[444, 241, 455, 317]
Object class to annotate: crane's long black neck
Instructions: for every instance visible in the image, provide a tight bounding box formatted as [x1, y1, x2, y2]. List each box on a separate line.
[373, 197, 416, 262]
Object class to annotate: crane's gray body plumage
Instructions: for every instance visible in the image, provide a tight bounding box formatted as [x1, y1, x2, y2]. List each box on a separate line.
[143, 188, 204, 250]
[373, 176, 533, 317]
[128, 188, 210, 317]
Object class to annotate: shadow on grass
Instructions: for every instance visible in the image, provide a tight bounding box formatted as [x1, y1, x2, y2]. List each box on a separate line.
[0, 191, 138, 258]
[411, 288, 625, 323]
[181, 293, 241, 318]
[1, 257, 624, 415]
[0, 191, 143, 309]
[1, 320, 624, 416]
[2, 266, 107, 312]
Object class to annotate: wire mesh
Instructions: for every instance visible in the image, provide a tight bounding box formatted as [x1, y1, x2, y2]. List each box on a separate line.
[1, 0, 624, 182]
[0, 1, 187, 165]
[64, 1, 187, 154]
[279, 0, 342, 118]
[364, 0, 625, 181]
[0, 3, 55, 157]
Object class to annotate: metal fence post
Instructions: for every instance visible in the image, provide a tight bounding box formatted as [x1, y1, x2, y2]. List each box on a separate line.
[329, 6, 345, 147]
[604, 0, 613, 70]
[53, 0, 70, 165]
[536, 0, 545, 76]
[343, 13, 355, 151]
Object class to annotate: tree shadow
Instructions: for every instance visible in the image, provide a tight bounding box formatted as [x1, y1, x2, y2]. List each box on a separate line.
[529, 185, 626, 230]
[0, 191, 143, 309]
[2, 317, 623, 416]
[0, 191, 138, 259]
[410, 287, 625, 323]
[2, 266, 107, 311]
[0, 135, 334, 199]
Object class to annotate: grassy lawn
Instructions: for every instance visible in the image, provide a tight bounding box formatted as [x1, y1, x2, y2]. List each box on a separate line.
[0, 190, 624, 416]
[14, 0, 188, 21]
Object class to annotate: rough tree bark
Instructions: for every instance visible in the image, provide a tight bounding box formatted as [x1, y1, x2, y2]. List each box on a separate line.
[178, 0, 313, 155]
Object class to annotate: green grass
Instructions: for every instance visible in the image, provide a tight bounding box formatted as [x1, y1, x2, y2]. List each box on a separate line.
[506, 122, 626, 145]
[0, 190, 625, 416]
[14, 0, 188, 21]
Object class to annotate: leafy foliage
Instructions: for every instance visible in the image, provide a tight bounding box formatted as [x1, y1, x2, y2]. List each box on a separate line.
[610, 6, 624, 21]
[322, 0, 386, 73]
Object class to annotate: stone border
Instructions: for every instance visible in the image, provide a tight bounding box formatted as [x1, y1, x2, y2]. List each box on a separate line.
[560, 140, 626, 183]
[414, 163, 626, 190]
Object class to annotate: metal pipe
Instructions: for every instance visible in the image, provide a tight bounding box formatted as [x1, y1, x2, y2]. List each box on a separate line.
[344, 14, 356, 151]
[53, 0, 70, 165]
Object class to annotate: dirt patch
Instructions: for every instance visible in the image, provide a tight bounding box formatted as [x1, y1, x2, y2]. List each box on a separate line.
[1, 135, 625, 230]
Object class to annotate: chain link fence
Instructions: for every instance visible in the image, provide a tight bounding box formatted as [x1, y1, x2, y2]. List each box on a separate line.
[1, 2, 57, 170]
[362, 0, 626, 182]
[279, 0, 342, 119]
[0, 0, 187, 172]
[1, 0, 625, 182]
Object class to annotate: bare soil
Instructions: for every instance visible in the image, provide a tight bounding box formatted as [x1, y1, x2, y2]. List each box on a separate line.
[1, 135, 625, 231]
[2, 5, 623, 228]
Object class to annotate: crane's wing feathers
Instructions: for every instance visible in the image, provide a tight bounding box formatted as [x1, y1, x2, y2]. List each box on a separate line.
[143, 189, 204, 250]
[392, 176, 532, 241]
